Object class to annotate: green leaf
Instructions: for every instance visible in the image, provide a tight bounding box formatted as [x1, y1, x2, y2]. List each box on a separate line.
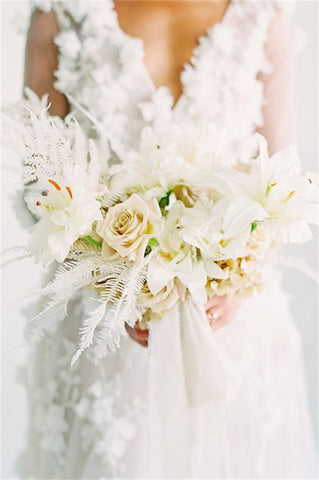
[159, 196, 169, 208]
[84, 235, 103, 248]
[250, 222, 258, 233]
[159, 189, 174, 208]
[144, 245, 152, 256]
[148, 237, 159, 247]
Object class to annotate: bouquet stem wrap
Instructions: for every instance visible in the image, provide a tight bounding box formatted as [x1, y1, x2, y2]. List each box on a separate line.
[147, 298, 240, 477]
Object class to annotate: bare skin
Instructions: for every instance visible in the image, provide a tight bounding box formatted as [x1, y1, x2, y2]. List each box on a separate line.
[114, 0, 231, 105]
[25, 0, 242, 348]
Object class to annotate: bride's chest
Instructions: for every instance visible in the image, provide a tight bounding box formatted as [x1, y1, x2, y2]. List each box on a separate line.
[53, 0, 275, 161]
[112, 0, 231, 105]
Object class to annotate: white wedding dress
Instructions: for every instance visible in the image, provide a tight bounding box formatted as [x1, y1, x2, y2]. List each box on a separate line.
[16, 1, 317, 478]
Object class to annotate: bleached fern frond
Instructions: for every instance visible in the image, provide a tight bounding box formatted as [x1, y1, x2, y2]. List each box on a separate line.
[87, 140, 102, 184]
[2, 88, 50, 126]
[1, 113, 26, 154]
[99, 191, 126, 209]
[25, 110, 73, 180]
[1, 245, 31, 268]
[26, 256, 102, 335]
[28, 256, 143, 345]
[71, 120, 89, 168]
[91, 264, 146, 361]
[25, 303, 68, 344]
[24, 256, 102, 342]
[39, 256, 102, 303]
[2, 110, 72, 183]
[68, 261, 146, 364]
[70, 301, 107, 365]
[3, 106, 93, 184]
[67, 238, 102, 261]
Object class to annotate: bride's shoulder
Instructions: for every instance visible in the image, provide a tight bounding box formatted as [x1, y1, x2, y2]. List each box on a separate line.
[271, 1, 295, 16]
[266, 1, 299, 53]
[30, 0, 118, 32]
[31, 1, 87, 21]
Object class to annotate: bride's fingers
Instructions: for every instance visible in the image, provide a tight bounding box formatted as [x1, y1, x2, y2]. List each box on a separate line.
[206, 306, 227, 330]
[205, 297, 215, 310]
[134, 321, 149, 337]
[125, 322, 149, 347]
[210, 316, 228, 332]
[207, 295, 226, 308]
[206, 306, 223, 318]
[206, 296, 227, 313]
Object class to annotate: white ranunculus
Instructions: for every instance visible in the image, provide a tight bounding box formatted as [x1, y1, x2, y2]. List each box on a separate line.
[26, 178, 102, 266]
[96, 193, 163, 264]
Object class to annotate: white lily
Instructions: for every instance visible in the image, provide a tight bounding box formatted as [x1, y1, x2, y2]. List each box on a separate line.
[214, 134, 319, 244]
[179, 194, 259, 262]
[25, 176, 102, 266]
[109, 124, 220, 198]
[146, 201, 207, 304]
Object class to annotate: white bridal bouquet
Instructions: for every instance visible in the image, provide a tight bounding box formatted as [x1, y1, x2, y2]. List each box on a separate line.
[2, 93, 318, 364]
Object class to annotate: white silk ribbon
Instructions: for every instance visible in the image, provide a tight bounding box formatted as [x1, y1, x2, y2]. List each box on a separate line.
[147, 297, 240, 477]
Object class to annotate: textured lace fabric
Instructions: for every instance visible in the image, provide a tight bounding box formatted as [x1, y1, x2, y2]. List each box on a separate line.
[16, 1, 317, 478]
[32, 0, 277, 159]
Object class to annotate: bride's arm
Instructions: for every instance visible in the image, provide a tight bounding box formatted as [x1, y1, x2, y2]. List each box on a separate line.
[257, 10, 296, 154]
[204, 11, 298, 334]
[24, 9, 69, 117]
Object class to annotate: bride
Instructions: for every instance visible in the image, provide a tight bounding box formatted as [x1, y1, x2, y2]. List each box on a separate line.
[17, 0, 316, 478]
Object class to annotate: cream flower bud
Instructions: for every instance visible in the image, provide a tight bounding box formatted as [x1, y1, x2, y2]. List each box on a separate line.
[138, 278, 185, 314]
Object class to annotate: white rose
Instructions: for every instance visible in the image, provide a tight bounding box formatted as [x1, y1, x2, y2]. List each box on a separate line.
[96, 193, 163, 264]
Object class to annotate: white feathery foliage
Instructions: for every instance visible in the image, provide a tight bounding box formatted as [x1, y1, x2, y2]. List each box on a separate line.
[25, 302, 68, 344]
[36, 256, 103, 313]
[70, 302, 107, 365]
[25, 256, 104, 344]
[2, 101, 102, 186]
[26, 254, 146, 359]
[67, 239, 102, 261]
[87, 140, 102, 187]
[71, 121, 89, 169]
[1, 245, 31, 268]
[92, 264, 146, 361]
[71, 262, 146, 363]
[2, 109, 73, 183]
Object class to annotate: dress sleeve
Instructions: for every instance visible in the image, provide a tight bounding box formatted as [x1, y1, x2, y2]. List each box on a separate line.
[257, 10, 297, 155]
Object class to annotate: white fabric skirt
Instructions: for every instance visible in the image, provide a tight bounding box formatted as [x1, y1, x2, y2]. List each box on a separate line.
[16, 268, 317, 479]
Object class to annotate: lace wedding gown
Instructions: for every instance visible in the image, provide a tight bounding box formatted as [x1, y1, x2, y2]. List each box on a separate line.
[16, 1, 317, 478]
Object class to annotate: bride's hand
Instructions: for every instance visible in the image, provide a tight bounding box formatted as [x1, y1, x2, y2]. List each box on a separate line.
[125, 320, 149, 347]
[126, 294, 242, 346]
[206, 294, 242, 332]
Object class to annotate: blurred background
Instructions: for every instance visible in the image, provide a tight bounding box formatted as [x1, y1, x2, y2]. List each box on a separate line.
[1, 1, 318, 478]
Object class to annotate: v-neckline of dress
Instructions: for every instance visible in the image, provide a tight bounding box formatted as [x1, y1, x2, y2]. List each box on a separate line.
[108, 0, 235, 110]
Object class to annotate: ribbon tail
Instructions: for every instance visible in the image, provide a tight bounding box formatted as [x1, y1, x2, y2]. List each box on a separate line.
[146, 298, 241, 477]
